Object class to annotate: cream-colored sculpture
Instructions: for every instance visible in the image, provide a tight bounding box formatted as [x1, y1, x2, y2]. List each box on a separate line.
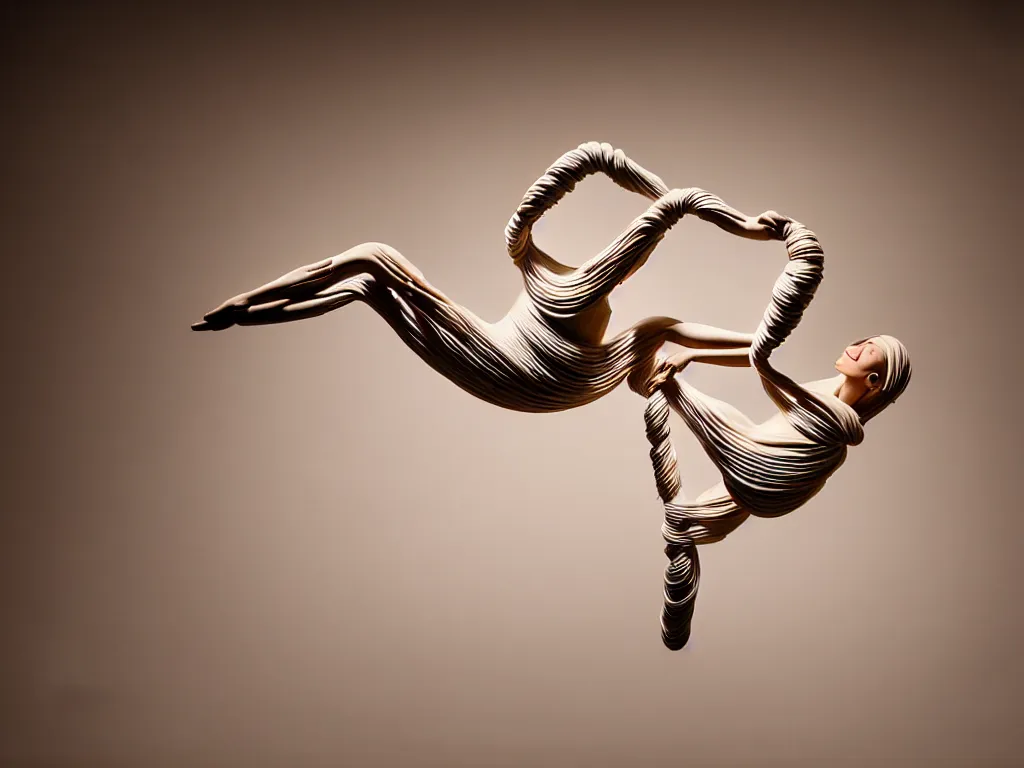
[193, 142, 912, 650]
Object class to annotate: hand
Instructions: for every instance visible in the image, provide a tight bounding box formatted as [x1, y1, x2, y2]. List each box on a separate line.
[647, 351, 691, 391]
[755, 210, 792, 241]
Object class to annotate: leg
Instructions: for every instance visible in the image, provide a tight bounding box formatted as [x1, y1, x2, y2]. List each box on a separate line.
[642, 387, 700, 650]
[661, 541, 700, 651]
[192, 275, 375, 329]
[642, 383, 752, 650]
[192, 242, 443, 331]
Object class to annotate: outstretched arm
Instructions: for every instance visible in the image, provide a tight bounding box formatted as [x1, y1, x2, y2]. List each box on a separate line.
[645, 347, 751, 392]
[626, 321, 753, 397]
[680, 348, 752, 368]
[665, 321, 754, 350]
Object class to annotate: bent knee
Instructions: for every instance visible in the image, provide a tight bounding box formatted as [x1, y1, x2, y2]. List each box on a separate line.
[342, 241, 395, 260]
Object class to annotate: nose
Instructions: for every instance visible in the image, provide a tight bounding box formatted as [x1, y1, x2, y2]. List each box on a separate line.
[846, 345, 862, 361]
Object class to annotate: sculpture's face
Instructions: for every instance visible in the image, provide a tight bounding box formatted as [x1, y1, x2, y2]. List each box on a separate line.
[834, 337, 887, 402]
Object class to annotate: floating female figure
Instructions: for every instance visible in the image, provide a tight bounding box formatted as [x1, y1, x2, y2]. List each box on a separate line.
[193, 142, 911, 650]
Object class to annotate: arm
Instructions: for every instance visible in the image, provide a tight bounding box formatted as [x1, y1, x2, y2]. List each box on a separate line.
[646, 346, 751, 392]
[505, 142, 671, 261]
[505, 144, 788, 261]
[682, 348, 752, 368]
[664, 321, 754, 350]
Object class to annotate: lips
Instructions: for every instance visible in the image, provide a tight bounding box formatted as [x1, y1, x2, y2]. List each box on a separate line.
[845, 347, 861, 361]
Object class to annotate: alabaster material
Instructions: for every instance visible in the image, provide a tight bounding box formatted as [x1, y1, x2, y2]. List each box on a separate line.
[195, 142, 894, 650]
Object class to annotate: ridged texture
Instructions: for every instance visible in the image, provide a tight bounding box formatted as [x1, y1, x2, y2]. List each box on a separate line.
[643, 217, 868, 650]
[353, 142, 779, 414]
[215, 143, 868, 650]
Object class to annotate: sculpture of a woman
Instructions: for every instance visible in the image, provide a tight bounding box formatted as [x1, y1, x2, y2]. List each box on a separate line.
[193, 142, 912, 649]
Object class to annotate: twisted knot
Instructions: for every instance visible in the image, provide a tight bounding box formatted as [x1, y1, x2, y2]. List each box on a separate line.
[505, 141, 670, 261]
[643, 388, 680, 504]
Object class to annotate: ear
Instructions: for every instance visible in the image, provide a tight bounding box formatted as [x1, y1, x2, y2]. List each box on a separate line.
[867, 371, 881, 389]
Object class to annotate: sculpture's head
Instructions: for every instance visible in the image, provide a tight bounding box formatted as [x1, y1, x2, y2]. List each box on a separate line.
[834, 335, 912, 423]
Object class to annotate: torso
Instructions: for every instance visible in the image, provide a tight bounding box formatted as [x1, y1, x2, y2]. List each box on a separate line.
[372, 283, 652, 414]
[690, 379, 847, 509]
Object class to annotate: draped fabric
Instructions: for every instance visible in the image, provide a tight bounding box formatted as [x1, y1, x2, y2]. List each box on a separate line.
[643, 219, 866, 649]
[202, 142, 865, 650]
[356, 143, 861, 650]
[345, 142, 790, 415]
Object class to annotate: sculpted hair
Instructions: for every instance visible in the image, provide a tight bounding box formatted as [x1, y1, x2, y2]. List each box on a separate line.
[858, 333, 913, 424]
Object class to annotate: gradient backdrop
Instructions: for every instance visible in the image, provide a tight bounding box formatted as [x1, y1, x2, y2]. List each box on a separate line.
[3, 2, 1022, 766]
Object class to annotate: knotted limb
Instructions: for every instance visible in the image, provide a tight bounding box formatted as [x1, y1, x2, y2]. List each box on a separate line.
[506, 141, 785, 319]
[424, 140, 827, 649]
[507, 142, 828, 650]
[641, 215, 827, 650]
[196, 141, 832, 651]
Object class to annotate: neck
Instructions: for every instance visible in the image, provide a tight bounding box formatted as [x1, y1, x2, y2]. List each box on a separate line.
[836, 376, 867, 410]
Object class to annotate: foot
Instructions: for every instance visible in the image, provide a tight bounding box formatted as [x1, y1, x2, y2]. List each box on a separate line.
[190, 255, 350, 332]
[191, 295, 249, 331]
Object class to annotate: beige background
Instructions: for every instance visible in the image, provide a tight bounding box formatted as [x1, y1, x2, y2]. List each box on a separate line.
[3, 2, 1022, 766]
